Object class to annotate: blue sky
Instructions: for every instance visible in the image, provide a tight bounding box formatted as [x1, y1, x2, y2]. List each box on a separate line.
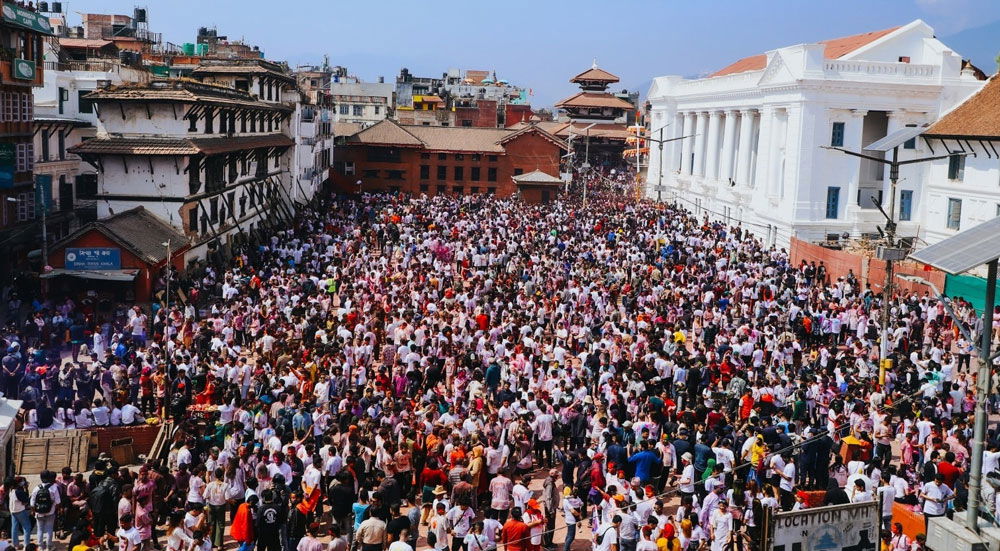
[71, 0, 1000, 107]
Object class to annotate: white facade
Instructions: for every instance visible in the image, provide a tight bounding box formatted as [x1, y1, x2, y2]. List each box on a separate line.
[77, 81, 297, 263]
[647, 20, 984, 246]
[289, 90, 333, 204]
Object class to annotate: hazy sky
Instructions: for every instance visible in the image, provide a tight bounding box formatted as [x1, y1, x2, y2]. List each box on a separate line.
[69, 0, 1000, 107]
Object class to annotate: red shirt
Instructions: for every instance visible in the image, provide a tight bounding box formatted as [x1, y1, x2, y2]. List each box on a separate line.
[501, 519, 531, 551]
[937, 461, 961, 489]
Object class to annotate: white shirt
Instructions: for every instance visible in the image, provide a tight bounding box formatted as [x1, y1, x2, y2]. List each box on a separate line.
[779, 463, 796, 492]
[921, 481, 953, 515]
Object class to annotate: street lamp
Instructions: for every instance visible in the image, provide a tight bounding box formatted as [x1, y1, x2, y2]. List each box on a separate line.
[645, 125, 694, 203]
[823, 126, 960, 386]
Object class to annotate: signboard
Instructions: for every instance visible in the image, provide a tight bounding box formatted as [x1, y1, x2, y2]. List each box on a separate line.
[1, 2, 53, 35]
[768, 502, 878, 551]
[33, 174, 51, 216]
[12, 59, 34, 80]
[0, 143, 13, 189]
[65, 248, 121, 270]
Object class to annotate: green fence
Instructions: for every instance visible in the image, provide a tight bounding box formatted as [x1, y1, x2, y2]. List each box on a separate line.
[944, 273, 1000, 314]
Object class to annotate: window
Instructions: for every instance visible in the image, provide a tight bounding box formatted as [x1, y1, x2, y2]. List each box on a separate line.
[189, 205, 199, 232]
[471, 186, 480, 194]
[903, 137, 916, 149]
[437, 166, 447, 180]
[419, 184, 429, 193]
[58, 87, 66, 114]
[825, 186, 839, 219]
[488, 155, 497, 162]
[16, 143, 33, 172]
[78, 91, 94, 114]
[454, 166, 464, 181]
[471, 167, 480, 181]
[899, 190, 913, 221]
[386, 170, 405, 180]
[420, 153, 430, 159]
[366, 148, 401, 162]
[209, 197, 219, 224]
[452, 186, 464, 195]
[487, 187, 496, 195]
[374, 106, 380, 115]
[204, 108, 214, 134]
[58, 131, 65, 160]
[461, 120, 472, 127]
[420, 165, 430, 179]
[436, 185, 446, 194]
[352, 105, 363, 117]
[830, 122, 845, 147]
[438, 153, 446, 160]
[513, 168, 523, 176]
[15, 191, 34, 222]
[947, 154, 965, 180]
[455, 154, 464, 161]
[471, 154, 482, 162]
[339, 105, 349, 115]
[21, 93, 31, 122]
[363, 169, 379, 178]
[487, 167, 497, 181]
[41, 129, 49, 161]
[947, 198, 962, 230]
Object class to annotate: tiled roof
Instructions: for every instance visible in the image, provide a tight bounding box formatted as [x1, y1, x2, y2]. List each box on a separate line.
[571, 67, 620, 83]
[53, 206, 187, 266]
[513, 170, 564, 186]
[88, 80, 292, 112]
[192, 64, 295, 82]
[555, 92, 634, 110]
[68, 133, 293, 156]
[350, 120, 424, 147]
[59, 38, 114, 49]
[334, 122, 362, 137]
[710, 25, 901, 77]
[925, 76, 1000, 138]
[69, 137, 197, 155]
[97, 207, 188, 264]
[349, 119, 568, 153]
[406, 125, 511, 152]
[526, 121, 632, 141]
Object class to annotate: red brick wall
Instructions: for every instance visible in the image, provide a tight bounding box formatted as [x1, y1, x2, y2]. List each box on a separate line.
[331, 130, 562, 198]
[790, 237, 945, 296]
[92, 424, 161, 456]
[454, 101, 498, 128]
[504, 105, 532, 127]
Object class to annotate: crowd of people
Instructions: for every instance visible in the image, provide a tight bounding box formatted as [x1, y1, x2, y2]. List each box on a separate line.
[0, 169, 996, 551]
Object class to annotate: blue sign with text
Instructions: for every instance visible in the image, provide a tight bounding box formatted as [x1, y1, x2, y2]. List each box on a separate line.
[65, 248, 121, 270]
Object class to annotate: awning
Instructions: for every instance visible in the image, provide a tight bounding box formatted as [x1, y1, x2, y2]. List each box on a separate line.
[40, 268, 139, 281]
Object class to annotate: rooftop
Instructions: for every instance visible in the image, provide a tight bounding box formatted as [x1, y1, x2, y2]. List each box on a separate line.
[348, 119, 567, 152]
[555, 92, 634, 110]
[53, 206, 187, 266]
[571, 67, 620, 84]
[925, 75, 1000, 138]
[710, 25, 901, 77]
[86, 79, 292, 111]
[68, 134, 293, 156]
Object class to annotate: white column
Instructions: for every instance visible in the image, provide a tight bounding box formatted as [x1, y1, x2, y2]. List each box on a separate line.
[705, 111, 722, 181]
[720, 110, 738, 183]
[844, 109, 867, 210]
[754, 106, 774, 193]
[681, 112, 695, 175]
[693, 112, 707, 177]
[735, 109, 755, 187]
[671, 113, 685, 170]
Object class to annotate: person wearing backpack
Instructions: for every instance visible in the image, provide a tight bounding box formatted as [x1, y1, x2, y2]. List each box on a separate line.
[31, 470, 60, 551]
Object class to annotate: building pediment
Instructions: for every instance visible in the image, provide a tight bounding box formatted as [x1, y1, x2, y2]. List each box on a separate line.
[757, 52, 796, 86]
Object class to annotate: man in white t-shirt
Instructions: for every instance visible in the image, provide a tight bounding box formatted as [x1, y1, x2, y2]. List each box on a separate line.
[920, 474, 954, 519]
[594, 515, 620, 551]
[111, 514, 144, 551]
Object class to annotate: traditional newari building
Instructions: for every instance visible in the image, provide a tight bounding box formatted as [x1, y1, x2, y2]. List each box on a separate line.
[525, 64, 635, 165]
[647, 20, 985, 246]
[68, 79, 295, 264]
[330, 119, 566, 197]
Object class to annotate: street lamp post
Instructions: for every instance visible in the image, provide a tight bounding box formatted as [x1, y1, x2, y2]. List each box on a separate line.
[823, 132, 959, 385]
[643, 126, 693, 203]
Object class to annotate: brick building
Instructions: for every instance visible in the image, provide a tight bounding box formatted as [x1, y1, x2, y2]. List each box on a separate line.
[331, 119, 566, 197]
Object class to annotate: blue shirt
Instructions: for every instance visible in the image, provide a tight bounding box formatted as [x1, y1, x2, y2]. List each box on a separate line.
[628, 450, 659, 483]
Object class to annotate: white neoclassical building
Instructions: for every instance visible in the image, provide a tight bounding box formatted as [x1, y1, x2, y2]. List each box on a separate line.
[647, 20, 985, 246]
